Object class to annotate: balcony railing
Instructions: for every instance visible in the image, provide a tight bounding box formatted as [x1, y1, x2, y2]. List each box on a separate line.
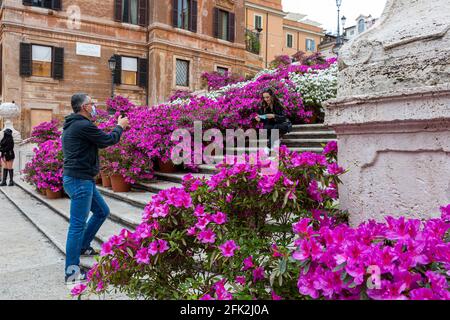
[245, 28, 261, 55]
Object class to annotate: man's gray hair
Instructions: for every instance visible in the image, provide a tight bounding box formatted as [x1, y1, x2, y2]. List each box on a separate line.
[71, 93, 90, 113]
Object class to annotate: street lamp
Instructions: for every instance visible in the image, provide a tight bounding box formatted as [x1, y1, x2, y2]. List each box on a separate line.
[108, 55, 117, 115]
[108, 55, 117, 98]
[341, 15, 347, 40]
[334, 0, 343, 55]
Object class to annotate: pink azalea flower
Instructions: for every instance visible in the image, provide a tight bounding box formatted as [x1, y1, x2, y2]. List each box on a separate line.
[158, 239, 170, 253]
[187, 227, 197, 236]
[212, 212, 227, 225]
[271, 291, 283, 300]
[253, 267, 265, 282]
[292, 218, 312, 235]
[242, 256, 255, 271]
[409, 288, 437, 300]
[148, 241, 159, 256]
[136, 247, 150, 265]
[197, 229, 217, 244]
[70, 284, 87, 297]
[219, 240, 240, 258]
[271, 244, 283, 258]
[199, 294, 215, 300]
[100, 242, 113, 256]
[195, 217, 211, 230]
[235, 276, 246, 286]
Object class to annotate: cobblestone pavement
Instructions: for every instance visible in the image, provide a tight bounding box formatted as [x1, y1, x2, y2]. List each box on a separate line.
[0, 190, 128, 300]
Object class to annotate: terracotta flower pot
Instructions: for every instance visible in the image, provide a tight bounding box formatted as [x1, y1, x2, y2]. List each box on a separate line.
[110, 174, 131, 193]
[46, 189, 63, 199]
[96, 176, 103, 185]
[101, 173, 112, 188]
[158, 159, 177, 174]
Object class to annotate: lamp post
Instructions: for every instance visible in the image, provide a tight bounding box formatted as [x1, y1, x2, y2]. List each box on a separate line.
[341, 15, 347, 41]
[333, 0, 343, 55]
[108, 55, 117, 99]
[108, 55, 117, 115]
[336, 0, 343, 46]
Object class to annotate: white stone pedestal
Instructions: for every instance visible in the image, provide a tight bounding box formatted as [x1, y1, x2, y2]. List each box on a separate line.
[324, 0, 450, 226]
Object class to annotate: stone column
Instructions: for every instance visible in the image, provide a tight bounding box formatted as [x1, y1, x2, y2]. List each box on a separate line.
[323, 0, 450, 226]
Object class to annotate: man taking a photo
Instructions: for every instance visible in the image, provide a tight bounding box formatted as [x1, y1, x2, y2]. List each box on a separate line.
[62, 93, 129, 284]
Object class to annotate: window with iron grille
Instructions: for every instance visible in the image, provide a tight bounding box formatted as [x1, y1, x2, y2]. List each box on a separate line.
[217, 66, 228, 75]
[176, 59, 189, 87]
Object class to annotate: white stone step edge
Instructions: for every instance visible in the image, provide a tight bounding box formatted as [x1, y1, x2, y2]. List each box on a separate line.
[0, 186, 96, 270]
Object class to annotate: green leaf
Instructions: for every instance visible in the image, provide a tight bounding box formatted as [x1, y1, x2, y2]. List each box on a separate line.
[280, 258, 287, 274]
[126, 248, 134, 258]
[278, 274, 283, 287]
[272, 190, 279, 203]
[303, 261, 311, 275]
[333, 262, 347, 273]
[269, 271, 277, 287]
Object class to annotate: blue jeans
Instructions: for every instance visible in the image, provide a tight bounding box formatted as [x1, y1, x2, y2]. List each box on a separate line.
[63, 176, 110, 276]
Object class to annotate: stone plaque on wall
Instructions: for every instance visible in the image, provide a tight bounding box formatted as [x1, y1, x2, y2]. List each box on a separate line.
[76, 42, 101, 58]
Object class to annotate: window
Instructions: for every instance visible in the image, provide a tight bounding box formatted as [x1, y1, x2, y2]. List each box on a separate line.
[306, 39, 316, 52]
[358, 19, 365, 33]
[177, 0, 190, 29]
[24, 0, 61, 10]
[214, 8, 235, 42]
[287, 34, 293, 48]
[176, 59, 189, 87]
[217, 66, 228, 75]
[32, 45, 52, 77]
[121, 57, 138, 85]
[173, 0, 197, 32]
[122, 0, 138, 25]
[20, 43, 64, 79]
[219, 10, 229, 41]
[254, 14, 262, 30]
[115, 0, 148, 26]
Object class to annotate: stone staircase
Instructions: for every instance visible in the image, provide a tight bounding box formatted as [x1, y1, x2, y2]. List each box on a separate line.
[0, 124, 336, 271]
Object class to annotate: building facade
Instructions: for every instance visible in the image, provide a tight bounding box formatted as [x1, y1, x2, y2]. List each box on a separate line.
[244, 0, 324, 69]
[0, 0, 249, 138]
[343, 14, 378, 40]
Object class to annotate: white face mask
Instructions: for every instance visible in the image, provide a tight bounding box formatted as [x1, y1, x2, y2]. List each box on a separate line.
[90, 105, 97, 118]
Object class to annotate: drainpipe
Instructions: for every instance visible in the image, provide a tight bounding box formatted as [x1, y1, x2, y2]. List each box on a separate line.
[265, 12, 269, 68]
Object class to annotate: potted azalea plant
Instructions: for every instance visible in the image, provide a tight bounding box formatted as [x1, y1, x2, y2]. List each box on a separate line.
[23, 139, 64, 199]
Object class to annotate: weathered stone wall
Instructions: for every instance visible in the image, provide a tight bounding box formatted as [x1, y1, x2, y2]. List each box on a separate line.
[324, 0, 450, 226]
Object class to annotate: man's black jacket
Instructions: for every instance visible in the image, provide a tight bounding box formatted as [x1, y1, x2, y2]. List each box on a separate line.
[62, 114, 123, 180]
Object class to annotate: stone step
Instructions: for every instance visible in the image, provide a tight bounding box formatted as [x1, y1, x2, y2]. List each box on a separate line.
[17, 179, 143, 229]
[283, 131, 337, 139]
[15, 180, 133, 244]
[97, 185, 153, 209]
[153, 171, 212, 184]
[224, 147, 324, 154]
[291, 124, 332, 132]
[281, 138, 337, 147]
[198, 164, 220, 174]
[0, 185, 97, 270]
[133, 179, 183, 195]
